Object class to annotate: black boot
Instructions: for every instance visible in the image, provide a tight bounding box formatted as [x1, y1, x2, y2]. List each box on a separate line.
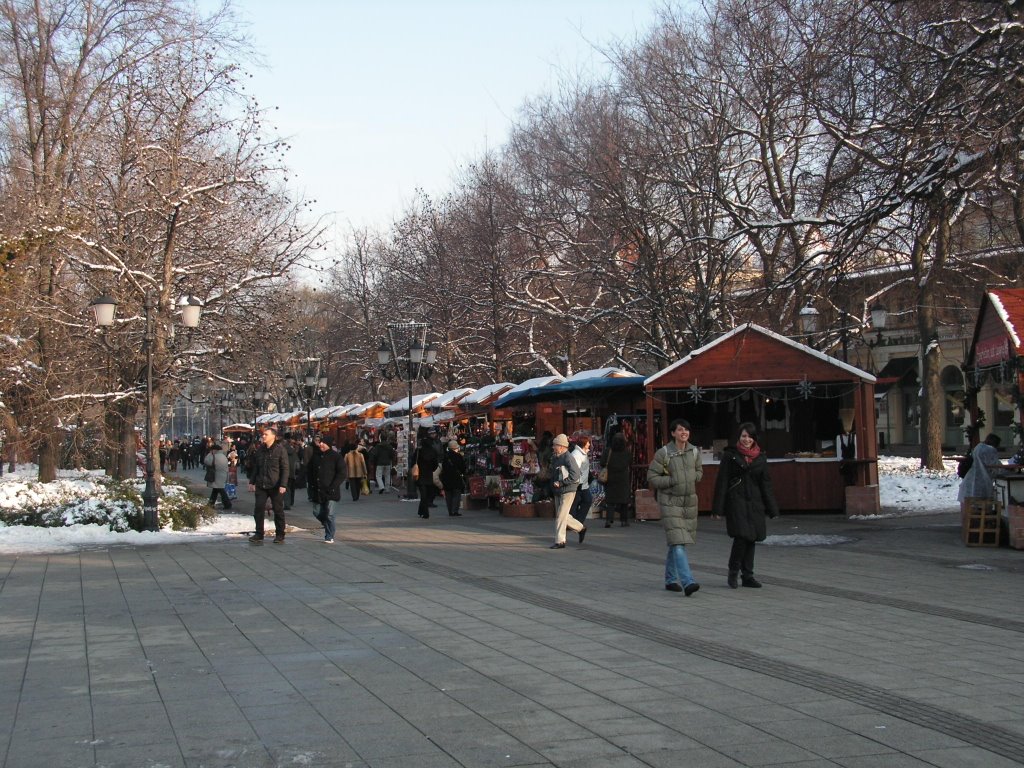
[727, 572, 739, 589]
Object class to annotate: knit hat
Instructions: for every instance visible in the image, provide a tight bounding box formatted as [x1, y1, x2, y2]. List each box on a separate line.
[552, 433, 569, 448]
[448, 440, 460, 451]
[320, 435, 333, 447]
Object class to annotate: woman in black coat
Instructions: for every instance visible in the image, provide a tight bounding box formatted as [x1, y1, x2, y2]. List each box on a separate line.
[414, 429, 440, 519]
[712, 422, 779, 589]
[439, 440, 468, 517]
[602, 433, 632, 527]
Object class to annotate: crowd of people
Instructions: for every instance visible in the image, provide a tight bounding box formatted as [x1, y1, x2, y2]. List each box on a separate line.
[223, 420, 786, 597]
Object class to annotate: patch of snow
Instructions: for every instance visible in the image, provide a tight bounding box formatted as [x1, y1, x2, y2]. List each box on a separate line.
[763, 534, 854, 546]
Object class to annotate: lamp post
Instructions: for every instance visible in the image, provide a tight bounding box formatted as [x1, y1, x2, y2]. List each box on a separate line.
[285, 359, 328, 437]
[219, 390, 234, 437]
[376, 323, 438, 499]
[90, 293, 202, 531]
[799, 301, 888, 367]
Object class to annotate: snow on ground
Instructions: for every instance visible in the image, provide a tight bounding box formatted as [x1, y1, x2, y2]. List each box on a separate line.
[0, 456, 963, 554]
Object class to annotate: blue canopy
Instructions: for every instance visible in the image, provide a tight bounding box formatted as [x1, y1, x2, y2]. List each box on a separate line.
[494, 375, 644, 408]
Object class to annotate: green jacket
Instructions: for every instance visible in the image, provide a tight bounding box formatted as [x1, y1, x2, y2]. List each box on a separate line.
[647, 442, 703, 545]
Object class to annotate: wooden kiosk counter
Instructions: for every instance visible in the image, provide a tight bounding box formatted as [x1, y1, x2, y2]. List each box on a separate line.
[644, 324, 880, 515]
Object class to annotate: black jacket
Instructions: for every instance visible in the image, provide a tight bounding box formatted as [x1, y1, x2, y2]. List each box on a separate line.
[439, 449, 467, 493]
[250, 440, 290, 490]
[414, 440, 439, 489]
[712, 446, 779, 542]
[317, 449, 343, 501]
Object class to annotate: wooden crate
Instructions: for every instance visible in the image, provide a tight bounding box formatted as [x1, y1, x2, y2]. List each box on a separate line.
[1007, 503, 1024, 550]
[634, 488, 661, 521]
[534, 499, 555, 518]
[962, 498, 1001, 547]
[500, 502, 536, 518]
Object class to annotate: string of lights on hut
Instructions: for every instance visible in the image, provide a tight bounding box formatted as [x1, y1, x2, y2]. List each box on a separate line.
[648, 378, 862, 405]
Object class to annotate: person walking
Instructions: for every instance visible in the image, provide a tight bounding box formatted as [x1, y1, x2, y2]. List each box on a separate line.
[603, 432, 632, 527]
[344, 442, 368, 502]
[304, 435, 322, 505]
[957, 433, 1003, 505]
[414, 430, 440, 518]
[374, 439, 397, 494]
[713, 421, 779, 589]
[283, 435, 300, 510]
[568, 433, 593, 525]
[550, 433, 586, 548]
[439, 440, 467, 517]
[316, 436, 343, 543]
[247, 428, 290, 544]
[204, 442, 232, 510]
[647, 418, 702, 595]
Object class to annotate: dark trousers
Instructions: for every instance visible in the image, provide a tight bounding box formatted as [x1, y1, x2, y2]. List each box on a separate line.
[570, 486, 591, 524]
[728, 538, 757, 578]
[350, 477, 363, 501]
[606, 501, 629, 525]
[209, 487, 232, 509]
[417, 484, 436, 516]
[445, 489, 462, 516]
[254, 487, 285, 539]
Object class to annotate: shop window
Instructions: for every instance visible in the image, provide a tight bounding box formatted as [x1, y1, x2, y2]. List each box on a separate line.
[994, 389, 1016, 428]
[941, 366, 966, 428]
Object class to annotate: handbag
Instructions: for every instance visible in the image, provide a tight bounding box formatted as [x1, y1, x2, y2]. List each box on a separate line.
[204, 463, 216, 482]
[432, 464, 443, 489]
[598, 467, 608, 484]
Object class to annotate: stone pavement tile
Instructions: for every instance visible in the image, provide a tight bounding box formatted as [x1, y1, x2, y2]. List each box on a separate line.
[363, 754, 465, 768]
[606, 726, 706, 754]
[714, 737, 824, 766]
[90, 700, 171, 733]
[759, 718, 894, 758]
[336, 722, 438, 760]
[913, 746, 1024, 767]
[2, 737, 78, 768]
[630, 745, 746, 767]
[531, 735, 627, 764]
[833, 754, 938, 767]
[827, 713, 968, 751]
[560, 703, 643, 726]
[93, 742, 187, 768]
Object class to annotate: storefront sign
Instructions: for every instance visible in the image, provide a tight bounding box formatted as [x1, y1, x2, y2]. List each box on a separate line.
[975, 336, 1010, 366]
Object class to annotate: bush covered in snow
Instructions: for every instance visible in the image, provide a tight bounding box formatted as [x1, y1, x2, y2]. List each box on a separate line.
[0, 466, 215, 531]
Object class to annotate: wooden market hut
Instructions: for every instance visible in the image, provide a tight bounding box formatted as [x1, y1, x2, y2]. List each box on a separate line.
[455, 382, 516, 437]
[963, 288, 1024, 450]
[644, 323, 880, 515]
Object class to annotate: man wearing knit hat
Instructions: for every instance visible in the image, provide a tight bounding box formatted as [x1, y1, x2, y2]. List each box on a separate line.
[549, 433, 586, 548]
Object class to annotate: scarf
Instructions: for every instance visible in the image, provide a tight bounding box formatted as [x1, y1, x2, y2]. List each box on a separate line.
[736, 441, 761, 464]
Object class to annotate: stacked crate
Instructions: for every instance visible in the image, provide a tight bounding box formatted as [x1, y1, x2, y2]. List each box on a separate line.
[961, 498, 1001, 546]
[634, 488, 661, 521]
[1007, 503, 1024, 550]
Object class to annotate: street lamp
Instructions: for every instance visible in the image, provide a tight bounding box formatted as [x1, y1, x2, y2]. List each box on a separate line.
[285, 359, 328, 437]
[219, 390, 234, 436]
[91, 292, 203, 531]
[376, 322, 438, 499]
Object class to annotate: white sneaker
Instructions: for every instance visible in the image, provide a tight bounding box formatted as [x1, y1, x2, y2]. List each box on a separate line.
[324, 538, 335, 544]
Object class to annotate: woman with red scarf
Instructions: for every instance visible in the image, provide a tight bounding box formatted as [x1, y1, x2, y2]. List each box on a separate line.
[712, 422, 779, 589]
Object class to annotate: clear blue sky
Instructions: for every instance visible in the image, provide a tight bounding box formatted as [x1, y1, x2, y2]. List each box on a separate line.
[211, 1, 665, 240]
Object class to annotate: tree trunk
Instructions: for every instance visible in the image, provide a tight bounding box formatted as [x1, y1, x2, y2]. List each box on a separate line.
[115, 399, 140, 481]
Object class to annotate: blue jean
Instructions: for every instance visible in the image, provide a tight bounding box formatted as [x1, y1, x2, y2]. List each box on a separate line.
[665, 544, 695, 587]
[316, 500, 336, 541]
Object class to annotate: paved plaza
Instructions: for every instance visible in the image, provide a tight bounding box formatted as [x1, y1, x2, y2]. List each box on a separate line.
[1, 467, 1022, 768]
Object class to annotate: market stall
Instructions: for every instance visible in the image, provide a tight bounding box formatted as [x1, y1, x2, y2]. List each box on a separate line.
[644, 324, 879, 515]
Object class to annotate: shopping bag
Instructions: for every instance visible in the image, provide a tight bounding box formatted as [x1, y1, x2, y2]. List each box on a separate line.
[361, 477, 370, 495]
[225, 482, 237, 500]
